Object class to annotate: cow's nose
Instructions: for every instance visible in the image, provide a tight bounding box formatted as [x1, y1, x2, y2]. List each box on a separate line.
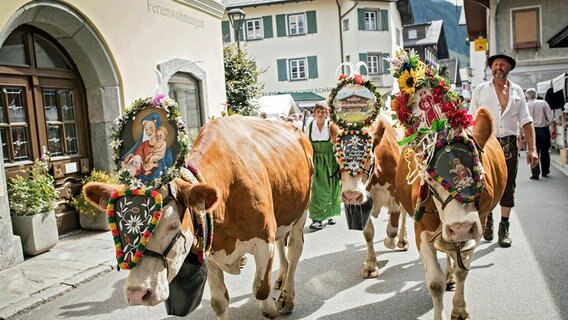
[446, 223, 474, 242]
[342, 190, 364, 204]
[125, 287, 153, 306]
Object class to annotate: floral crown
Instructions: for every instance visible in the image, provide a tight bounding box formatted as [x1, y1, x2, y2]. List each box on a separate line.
[390, 49, 473, 147]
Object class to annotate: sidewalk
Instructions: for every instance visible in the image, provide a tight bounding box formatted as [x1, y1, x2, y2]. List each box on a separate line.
[0, 149, 567, 320]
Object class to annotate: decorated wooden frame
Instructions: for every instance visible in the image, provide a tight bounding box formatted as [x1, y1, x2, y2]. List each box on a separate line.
[334, 129, 374, 176]
[107, 188, 163, 270]
[110, 94, 189, 189]
[328, 63, 382, 131]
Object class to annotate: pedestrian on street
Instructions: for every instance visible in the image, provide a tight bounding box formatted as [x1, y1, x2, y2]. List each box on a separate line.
[469, 53, 538, 248]
[525, 88, 556, 179]
[304, 102, 341, 230]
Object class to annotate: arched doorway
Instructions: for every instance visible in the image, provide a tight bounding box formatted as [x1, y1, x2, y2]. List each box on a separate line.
[0, 25, 91, 233]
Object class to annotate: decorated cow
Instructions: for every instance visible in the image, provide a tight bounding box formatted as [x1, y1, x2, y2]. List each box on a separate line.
[83, 94, 313, 319]
[391, 50, 507, 319]
[328, 63, 408, 279]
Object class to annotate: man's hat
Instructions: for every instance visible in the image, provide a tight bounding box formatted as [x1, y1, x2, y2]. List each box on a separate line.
[487, 54, 516, 70]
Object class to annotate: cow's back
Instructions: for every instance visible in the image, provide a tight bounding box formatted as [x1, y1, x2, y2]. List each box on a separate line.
[188, 116, 313, 245]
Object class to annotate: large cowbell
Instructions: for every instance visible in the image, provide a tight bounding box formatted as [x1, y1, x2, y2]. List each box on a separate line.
[427, 140, 482, 203]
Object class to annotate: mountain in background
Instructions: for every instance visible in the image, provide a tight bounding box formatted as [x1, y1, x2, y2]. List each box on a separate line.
[409, 0, 470, 67]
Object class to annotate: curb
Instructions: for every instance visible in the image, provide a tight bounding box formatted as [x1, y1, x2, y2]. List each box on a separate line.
[0, 262, 115, 320]
[552, 159, 568, 177]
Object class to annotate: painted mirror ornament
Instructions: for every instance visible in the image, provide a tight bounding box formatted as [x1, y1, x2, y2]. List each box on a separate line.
[111, 93, 189, 190]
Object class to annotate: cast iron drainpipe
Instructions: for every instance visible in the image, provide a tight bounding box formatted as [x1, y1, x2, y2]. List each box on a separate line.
[336, 0, 358, 71]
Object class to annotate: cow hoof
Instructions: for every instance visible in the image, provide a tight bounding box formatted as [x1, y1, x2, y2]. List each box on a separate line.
[261, 298, 279, 319]
[363, 267, 379, 278]
[262, 311, 280, 319]
[384, 236, 396, 249]
[451, 312, 470, 320]
[397, 238, 409, 251]
[274, 276, 285, 290]
[446, 280, 456, 291]
[239, 255, 248, 269]
[277, 295, 294, 314]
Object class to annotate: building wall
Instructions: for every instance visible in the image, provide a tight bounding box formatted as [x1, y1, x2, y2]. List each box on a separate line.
[0, 0, 226, 270]
[226, 0, 403, 98]
[488, 0, 568, 88]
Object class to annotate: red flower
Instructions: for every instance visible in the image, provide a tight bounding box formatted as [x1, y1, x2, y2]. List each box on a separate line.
[338, 74, 347, 81]
[450, 109, 474, 128]
[354, 74, 364, 84]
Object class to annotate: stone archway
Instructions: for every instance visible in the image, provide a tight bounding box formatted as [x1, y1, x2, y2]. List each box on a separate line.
[0, 1, 121, 269]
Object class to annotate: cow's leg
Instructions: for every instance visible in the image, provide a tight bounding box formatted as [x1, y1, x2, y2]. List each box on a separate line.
[362, 217, 379, 278]
[253, 242, 278, 319]
[397, 208, 409, 250]
[419, 229, 446, 320]
[207, 260, 230, 320]
[445, 253, 456, 291]
[450, 254, 472, 320]
[277, 210, 306, 313]
[384, 209, 399, 249]
[274, 239, 288, 290]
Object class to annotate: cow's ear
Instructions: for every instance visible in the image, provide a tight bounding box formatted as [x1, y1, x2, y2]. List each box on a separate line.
[82, 182, 122, 210]
[472, 107, 493, 149]
[372, 117, 386, 148]
[329, 122, 339, 140]
[177, 182, 220, 212]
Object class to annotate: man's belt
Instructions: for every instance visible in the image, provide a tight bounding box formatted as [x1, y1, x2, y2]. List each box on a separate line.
[497, 135, 517, 143]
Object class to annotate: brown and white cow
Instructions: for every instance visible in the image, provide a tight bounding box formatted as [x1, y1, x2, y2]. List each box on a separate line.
[394, 108, 507, 320]
[84, 116, 313, 319]
[332, 114, 408, 278]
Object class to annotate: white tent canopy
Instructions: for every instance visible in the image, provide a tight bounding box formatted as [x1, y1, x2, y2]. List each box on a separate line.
[258, 94, 300, 117]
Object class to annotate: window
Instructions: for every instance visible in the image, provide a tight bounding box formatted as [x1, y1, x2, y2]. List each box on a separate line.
[288, 13, 306, 36]
[246, 19, 263, 40]
[367, 55, 380, 74]
[0, 27, 89, 172]
[361, 52, 390, 75]
[289, 58, 307, 80]
[343, 19, 350, 31]
[408, 29, 417, 39]
[346, 55, 351, 62]
[512, 7, 540, 49]
[168, 73, 203, 137]
[365, 11, 377, 31]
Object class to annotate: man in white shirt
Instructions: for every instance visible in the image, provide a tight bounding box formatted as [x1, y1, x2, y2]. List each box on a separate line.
[525, 88, 556, 179]
[469, 54, 538, 248]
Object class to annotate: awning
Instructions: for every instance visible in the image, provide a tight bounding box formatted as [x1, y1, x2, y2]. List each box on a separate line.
[258, 94, 300, 117]
[279, 92, 326, 110]
[548, 25, 568, 48]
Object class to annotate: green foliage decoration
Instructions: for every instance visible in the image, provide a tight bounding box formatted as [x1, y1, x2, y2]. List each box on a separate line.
[223, 44, 264, 116]
[71, 170, 119, 216]
[8, 160, 59, 216]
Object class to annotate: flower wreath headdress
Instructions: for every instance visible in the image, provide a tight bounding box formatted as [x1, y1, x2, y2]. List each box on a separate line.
[328, 62, 381, 176]
[390, 49, 482, 220]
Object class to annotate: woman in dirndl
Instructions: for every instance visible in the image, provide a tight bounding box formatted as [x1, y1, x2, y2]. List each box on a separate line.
[304, 102, 341, 230]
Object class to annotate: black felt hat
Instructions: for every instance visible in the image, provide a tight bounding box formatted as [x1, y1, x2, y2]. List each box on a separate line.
[487, 54, 516, 70]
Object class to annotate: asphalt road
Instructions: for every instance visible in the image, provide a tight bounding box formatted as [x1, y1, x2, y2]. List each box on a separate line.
[18, 154, 568, 320]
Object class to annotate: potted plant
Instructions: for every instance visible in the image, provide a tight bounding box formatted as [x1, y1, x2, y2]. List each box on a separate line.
[8, 160, 60, 256]
[71, 169, 118, 231]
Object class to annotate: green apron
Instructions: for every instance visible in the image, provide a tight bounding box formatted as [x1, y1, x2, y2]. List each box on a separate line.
[308, 121, 341, 221]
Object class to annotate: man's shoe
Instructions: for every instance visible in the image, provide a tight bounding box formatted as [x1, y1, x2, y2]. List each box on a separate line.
[328, 218, 336, 225]
[498, 221, 512, 247]
[309, 220, 323, 230]
[483, 212, 494, 241]
[530, 176, 539, 180]
[542, 173, 549, 177]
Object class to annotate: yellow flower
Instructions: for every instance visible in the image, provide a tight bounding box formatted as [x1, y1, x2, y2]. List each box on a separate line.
[398, 69, 417, 94]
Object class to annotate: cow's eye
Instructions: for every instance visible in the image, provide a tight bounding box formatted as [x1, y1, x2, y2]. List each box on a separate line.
[169, 221, 180, 230]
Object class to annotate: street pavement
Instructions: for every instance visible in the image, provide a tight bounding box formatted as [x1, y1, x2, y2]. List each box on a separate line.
[1, 149, 567, 320]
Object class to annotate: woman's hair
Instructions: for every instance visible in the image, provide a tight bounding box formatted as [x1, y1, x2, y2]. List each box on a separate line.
[313, 101, 328, 112]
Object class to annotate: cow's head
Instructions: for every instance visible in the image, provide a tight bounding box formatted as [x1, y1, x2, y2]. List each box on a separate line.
[82, 178, 219, 306]
[419, 109, 493, 246]
[333, 115, 396, 205]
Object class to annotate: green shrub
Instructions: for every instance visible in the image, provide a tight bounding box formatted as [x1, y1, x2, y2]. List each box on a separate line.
[8, 160, 59, 216]
[71, 169, 119, 215]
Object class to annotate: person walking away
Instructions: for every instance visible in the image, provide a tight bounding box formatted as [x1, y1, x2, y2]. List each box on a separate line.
[304, 102, 341, 230]
[525, 88, 556, 179]
[469, 54, 538, 247]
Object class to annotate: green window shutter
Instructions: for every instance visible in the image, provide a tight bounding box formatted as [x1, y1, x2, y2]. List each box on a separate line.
[381, 10, 389, 31]
[382, 52, 390, 74]
[263, 16, 273, 38]
[221, 21, 230, 42]
[276, 14, 287, 37]
[358, 9, 365, 30]
[307, 11, 317, 34]
[277, 59, 288, 81]
[308, 56, 318, 79]
[359, 53, 368, 75]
